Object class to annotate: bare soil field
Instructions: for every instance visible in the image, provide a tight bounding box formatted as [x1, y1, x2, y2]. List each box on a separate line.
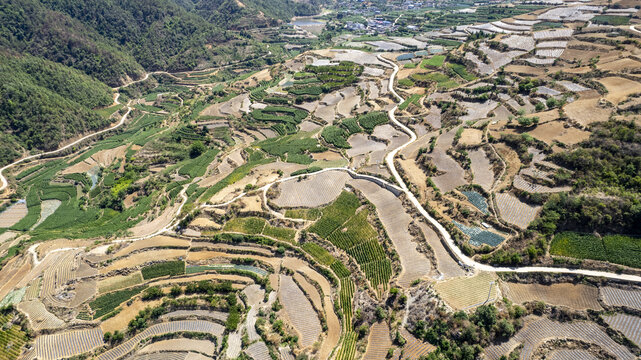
[469, 149, 494, 191]
[102, 249, 187, 273]
[597, 57, 641, 72]
[0, 201, 28, 228]
[347, 133, 387, 158]
[362, 322, 392, 360]
[114, 236, 189, 257]
[272, 170, 350, 208]
[63, 145, 128, 174]
[349, 178, 433, 287]
[484, 316, 636, 360]
[139, 339, 216, 356]
[504, 65, 545, 76]
[598, 76, 641, 104]
[501, 281, 601, 310]
[417, 222, 466, 279]
[101, 298, 163, 333]
[337, 87, 361, 117]
[524, 121, 591, 146]
[128, 202, 181, 237]
[563, 95, 612, 127]
[434, 272, 498, 310]
[459, 129, 484, 146]
[495, 193, 540, 229]
[246, 341, 271, 360]
[293, 273, 323, 313]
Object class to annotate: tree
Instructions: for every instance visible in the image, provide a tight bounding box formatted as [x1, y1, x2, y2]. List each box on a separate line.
[189, 141, 206, 158]
[375, 306, 387, 321]
[496, 319, 515, 338]
[474, 305, 497, 330]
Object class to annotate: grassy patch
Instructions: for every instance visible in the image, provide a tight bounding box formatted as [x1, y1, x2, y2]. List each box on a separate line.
[592, 15, 630, 26]
[302, 242, 335, 266]
[223, 217, 266, 235]
[178, 148, 220, 178]
[422, 55, 445, 68]
[141, 261, 185, 280]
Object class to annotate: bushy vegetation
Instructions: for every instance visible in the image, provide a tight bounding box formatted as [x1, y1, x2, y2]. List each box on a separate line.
[422, 55, 445, 68]
[257, 132, 325, 164]
[532, 120, 641, 236]
[358, 111, 389, 133]
[321, 126, 351, 148]
[300, 61, 364, 93]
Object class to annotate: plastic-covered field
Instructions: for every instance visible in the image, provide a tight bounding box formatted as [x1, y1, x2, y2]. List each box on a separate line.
[495, 193, 540, 229]
[603, 313, 641, 346]
[461, 191, 489, 214]
[600, 286, 641, 310]
[33, 327, 104, 360]
[453, 221, 505, 247]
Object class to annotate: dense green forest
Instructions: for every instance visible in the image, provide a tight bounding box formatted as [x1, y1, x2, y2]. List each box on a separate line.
[0, 0, 320, 86]
[0, 53, 113, 164]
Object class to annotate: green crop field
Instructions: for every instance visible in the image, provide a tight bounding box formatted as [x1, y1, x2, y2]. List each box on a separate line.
[0, 313, 28, 360]
[311, 192, 392, 291]
[448, 63, 476, 82]
[322, 126, 351, 149]
[257, 132, 326, 165]
[591, 15, 630, 26]
[285, 208, 321, 220]
[178, 148, 220, 178]
[141, 261, 185, 280]
[302, 242, 335, 266]
[422, 55, 445, 68]
[224, 217, 267, 235]
[309, 191, 361, 238]
[399, 94, 422, 111]
[90, 285, 148, 318]
[358, 112, 388, 133]
[550, 232, 641, 268]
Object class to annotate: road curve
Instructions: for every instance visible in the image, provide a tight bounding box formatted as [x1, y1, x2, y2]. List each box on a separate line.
[375, 54, 641, 283]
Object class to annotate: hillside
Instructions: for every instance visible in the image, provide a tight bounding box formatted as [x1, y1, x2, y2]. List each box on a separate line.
[0, 53, 113, 165]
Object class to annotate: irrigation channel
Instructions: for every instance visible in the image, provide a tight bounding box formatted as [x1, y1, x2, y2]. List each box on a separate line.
[4, 52, 641, 284]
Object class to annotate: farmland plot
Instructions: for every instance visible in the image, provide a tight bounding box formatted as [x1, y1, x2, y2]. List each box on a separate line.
[513, 175, 571, 194]
[469, 149, 494, 191]
[600, 286, 641, 310]
[547, 350, 599, 360]
[396, 328, 435, 360]
[453, 221, 505, 247]
[245, 341, 271, 360]
[434, 272, 498, 310]
[348, 178, 433, 287]
[462, 191, 489, 214]
[279, 275, 322, 347]
[484, 317, 635, 360]
[96, 320, 224, 360]
[533, 28, 574, 40]
[495, 193, 540, 229]
[139, 339, 215, 356]
[226, 332, 241, 358]
[0, 201, 28, 228]
[362, 322, 392, 360]
[33, 327, 104, 360]
[564, 96, 612, 127]
[500, 35, 535, 51]
[603, 313, 641, 346]
[18, 300, 65, 330]
[598, 77, 641, 104]
[160, 310, 228, 323]
[347, 133, 387, 158]
[273, 170, 350, 208]
[501, 282, 601, 310]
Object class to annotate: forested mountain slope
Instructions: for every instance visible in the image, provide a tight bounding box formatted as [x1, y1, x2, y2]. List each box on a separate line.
[0, 0, 321, 166]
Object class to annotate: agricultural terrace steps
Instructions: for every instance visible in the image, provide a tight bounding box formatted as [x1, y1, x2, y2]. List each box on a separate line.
[4, 53, 641, 286]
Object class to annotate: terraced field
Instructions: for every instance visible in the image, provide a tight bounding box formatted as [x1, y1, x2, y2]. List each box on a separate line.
[495, 193, 540, 229]
[279, 275, 322, 348]
[600, 286, 641, 310]
[362, 322, 392, 360]
[484, 317, 635, 360]
[33, 327, 104, 360]
[501, 282, 601, 310]
[434, 272, 498, 310]
[97, 321, 224, 360]
[603, 313, 641, 346]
